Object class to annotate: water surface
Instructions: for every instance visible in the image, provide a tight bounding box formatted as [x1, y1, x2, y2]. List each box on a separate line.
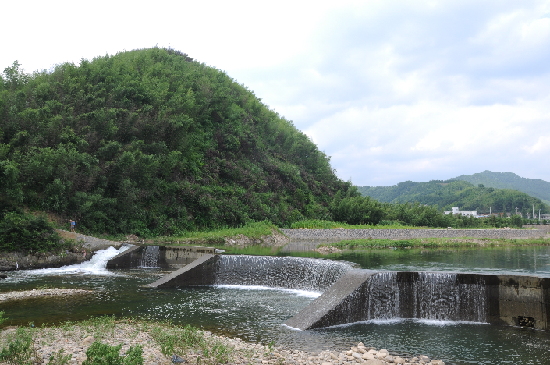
[2, 245, 550, 365]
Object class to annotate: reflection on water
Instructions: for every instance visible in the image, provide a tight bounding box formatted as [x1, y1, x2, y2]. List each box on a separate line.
[1, 245, 550, 364]
[302, 246, 550, 277]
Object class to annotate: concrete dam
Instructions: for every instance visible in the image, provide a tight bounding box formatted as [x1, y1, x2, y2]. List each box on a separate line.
[107, 247, 550, 331]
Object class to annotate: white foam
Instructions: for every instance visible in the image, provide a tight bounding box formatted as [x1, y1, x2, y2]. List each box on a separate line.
[326, 317, 488, 328]
[26, 246, 129, 276]
[214, 284, 322, 298]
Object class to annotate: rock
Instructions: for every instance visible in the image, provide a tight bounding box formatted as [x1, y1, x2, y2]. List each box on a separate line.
[362, 352, 376, 360]
[81, 336, 94, 346]
[171, 354, 186, 363]
[365, 360, 386, 365]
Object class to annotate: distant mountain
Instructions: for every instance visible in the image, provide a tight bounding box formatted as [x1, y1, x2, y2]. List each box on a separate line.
[453, 171, 550, 205]
[357, 179, 549, 215]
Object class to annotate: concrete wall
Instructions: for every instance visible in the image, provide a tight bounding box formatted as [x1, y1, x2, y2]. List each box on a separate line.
[281, 228, 547, 241]
[106, 245, 216, 269]
[285, 270, 550, 331]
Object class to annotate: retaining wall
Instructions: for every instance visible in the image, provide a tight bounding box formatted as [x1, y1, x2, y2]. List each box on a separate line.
[281, 228, 547, 241]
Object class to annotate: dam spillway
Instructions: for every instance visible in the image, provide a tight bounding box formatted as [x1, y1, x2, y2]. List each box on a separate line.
[147, 254, 353, 292]
[108, 248, 550, 332]
[285, 269, 550, 331]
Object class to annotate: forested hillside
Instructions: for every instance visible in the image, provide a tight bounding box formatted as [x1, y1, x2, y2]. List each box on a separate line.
[454, 171, 550, 205]
[0, 48, 355, 236]
[357, 180, 549, 215]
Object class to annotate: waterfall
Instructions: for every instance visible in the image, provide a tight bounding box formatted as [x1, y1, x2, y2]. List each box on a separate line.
[213, 255, 353, 292]
[139, 246, 160, 268]
[365, 271, 400, 320]
[363, 271, 487, 323]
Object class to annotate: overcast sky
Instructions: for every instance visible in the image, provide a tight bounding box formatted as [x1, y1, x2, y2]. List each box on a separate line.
[2, 0, 550, 186]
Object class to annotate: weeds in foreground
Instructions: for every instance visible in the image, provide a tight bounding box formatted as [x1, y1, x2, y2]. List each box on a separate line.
[1, 316, 238, 365]
[82, 341, 143, 365]
[0, 327, 36, 365]
[47, 349, 72, 365]
[149, 322, 232, 364]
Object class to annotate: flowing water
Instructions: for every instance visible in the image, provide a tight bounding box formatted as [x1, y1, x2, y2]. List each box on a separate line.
[2, 245, 550, 364]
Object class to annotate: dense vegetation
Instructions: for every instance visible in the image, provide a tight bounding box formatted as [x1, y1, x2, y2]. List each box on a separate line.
[357, 180, 549, 216]
[0, 210, 64, 252]
[454, 170, 550, 205]
[0, 48, 357, 237]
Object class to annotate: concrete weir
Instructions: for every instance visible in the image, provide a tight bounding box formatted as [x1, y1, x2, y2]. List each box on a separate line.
[106, 245, 216, 269]
[285, 270, 550, 331]
[147, 254, 353, 291]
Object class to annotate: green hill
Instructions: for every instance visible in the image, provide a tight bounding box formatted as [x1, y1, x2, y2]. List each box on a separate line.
[454, 170, 550, 205]
[357, 180, 549, 215]
[0, 48, 355, 236]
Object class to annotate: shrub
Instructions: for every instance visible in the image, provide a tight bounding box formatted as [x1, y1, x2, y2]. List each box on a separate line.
[82, 341, 143, 365]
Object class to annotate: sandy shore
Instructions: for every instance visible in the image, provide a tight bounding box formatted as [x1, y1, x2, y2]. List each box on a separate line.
[0, 289, 445, 364]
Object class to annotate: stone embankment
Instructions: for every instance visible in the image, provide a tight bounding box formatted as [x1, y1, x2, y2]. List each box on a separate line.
[282, 228, 548, 241]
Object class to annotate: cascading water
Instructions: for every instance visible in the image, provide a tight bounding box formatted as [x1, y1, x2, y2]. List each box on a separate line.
[365, 271, 400, 320]
[413, 272, 486, 322]
[26, 246, 129, 276]
[139, 246, 160, 268]
[213, 255, 353, 292]
[361, 271, 488, 323]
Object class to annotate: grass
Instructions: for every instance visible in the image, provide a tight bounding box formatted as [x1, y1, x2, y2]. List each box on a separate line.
[151, 221, 281, 246]
[323, 237, 550, 250]
[1, 316, 241, 365]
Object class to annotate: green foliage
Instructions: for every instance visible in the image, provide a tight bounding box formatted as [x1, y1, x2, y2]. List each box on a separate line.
[358, 179, 549, 216]
[328, 237, 550, 250]
[0, 211, 63, 252]
[455, 170, 550, 205]
[0, 48, 352, 236]
[82, 341, 143, 365]
[157, 220, 279, 245]
[0, 311, 7, 326]
[48, 349, 72, 365]
[329, 191, 384, 225]
[0, 327, 35, 365]
[150, 323, 231, 364]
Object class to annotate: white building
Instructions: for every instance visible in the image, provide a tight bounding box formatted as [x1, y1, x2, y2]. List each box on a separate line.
[444, 207, 478, 217]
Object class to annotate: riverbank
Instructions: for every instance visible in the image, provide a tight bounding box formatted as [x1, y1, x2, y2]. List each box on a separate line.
[1, 313, 444, 365]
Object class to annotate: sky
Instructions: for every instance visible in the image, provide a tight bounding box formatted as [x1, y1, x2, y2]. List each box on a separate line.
[2, 0, 550, 186]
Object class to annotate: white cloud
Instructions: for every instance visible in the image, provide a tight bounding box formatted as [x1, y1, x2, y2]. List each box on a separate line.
[2, 0, 550, 186]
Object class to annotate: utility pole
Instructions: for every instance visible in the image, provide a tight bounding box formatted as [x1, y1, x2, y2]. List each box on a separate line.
[515, 207, 518, 215]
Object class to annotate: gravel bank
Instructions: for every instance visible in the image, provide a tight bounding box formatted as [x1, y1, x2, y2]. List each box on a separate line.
[0, 290, 446, 365]
[0, 289, 94, 302]
[1, 322, 445, 365]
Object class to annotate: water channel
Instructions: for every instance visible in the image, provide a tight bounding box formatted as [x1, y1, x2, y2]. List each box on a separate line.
[2, 245, 550, 364]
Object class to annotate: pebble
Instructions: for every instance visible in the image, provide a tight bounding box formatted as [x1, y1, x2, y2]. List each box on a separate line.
[0, 290, 446, 365]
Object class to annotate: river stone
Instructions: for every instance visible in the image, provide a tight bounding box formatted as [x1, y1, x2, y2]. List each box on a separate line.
[394, 356, 406, 363]
[362, 352, 376, 360]
[365, 360, 386, 365]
